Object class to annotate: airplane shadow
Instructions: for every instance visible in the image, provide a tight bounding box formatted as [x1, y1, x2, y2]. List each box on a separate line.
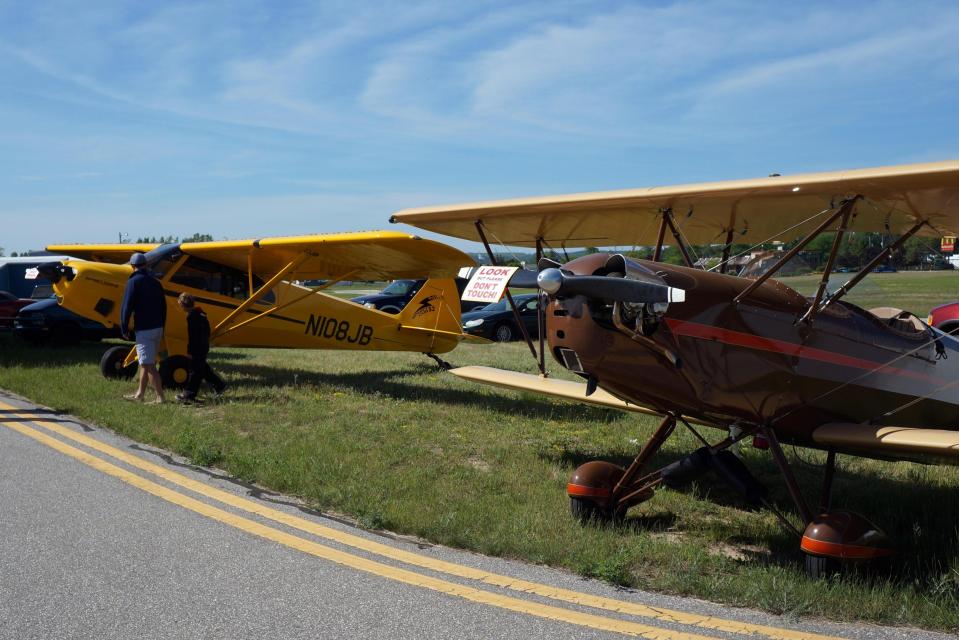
[216, 360, 627, 423]
[0, 335, 252, 370]
[548, 445, 959, 582]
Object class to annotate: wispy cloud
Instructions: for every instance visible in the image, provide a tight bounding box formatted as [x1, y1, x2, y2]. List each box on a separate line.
[0, 0, 957, 252]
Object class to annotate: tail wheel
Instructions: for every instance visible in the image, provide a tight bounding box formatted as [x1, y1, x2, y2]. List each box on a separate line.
[159, 355, 191, 389]
[380, 305, 401, 314]
[100, 346, 137, 379]
[494, 323, 514, 342]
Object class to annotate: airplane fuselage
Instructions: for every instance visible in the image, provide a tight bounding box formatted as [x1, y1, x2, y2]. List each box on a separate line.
[546, 254, 959, 447]
[51, 258, 463, 358]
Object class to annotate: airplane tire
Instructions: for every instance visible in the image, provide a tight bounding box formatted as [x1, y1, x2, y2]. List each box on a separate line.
[494, 323, 514, 342]
[380, 305, 401, 314]
[804, 553, 838, 579]
[569, 497, 625, 524]
[159, 355, 191, 389]
[100, 346, 137, 379]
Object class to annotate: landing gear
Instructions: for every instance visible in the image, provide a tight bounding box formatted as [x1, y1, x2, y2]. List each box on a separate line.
[567, 460, 628, 523]
[100, 345, 137, 379]
[567, 416, 676, 523]
[800, 510, 893, 577]
[567, 419, 896, 579]
[159, 355, 191, 389]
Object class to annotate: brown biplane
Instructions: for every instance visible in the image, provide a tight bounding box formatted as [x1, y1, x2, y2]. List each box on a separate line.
[392, 160, 959, 576]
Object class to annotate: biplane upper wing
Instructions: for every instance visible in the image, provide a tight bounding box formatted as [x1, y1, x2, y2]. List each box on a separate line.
[449, 365, 662, 416]
[391, 160, 959, 247]
[50, 232, 475, 281]
[45, 244, 161, 263]
[179, 231, 474, 281]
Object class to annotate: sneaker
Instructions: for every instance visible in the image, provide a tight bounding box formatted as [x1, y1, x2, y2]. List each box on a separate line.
[175, 393, 195, 404]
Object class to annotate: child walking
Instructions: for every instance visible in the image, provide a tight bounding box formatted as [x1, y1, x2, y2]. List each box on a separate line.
[175, 293, 226, 403]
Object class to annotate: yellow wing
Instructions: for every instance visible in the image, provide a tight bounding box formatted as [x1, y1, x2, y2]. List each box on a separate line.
[45, 244, 160, 263]
[181, 231, 474, 281]
[813, 423, 959, 465]
[49, 231, 475, 281]
[391, 160, 959, 247]
[449, 365, 661, 415]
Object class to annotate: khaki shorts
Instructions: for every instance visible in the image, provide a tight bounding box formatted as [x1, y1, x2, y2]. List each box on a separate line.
[134, 327, 163, 365]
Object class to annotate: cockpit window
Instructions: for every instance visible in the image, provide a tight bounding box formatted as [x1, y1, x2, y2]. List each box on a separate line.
[169, 255, 275, 303]
[142, 244, 182, 278]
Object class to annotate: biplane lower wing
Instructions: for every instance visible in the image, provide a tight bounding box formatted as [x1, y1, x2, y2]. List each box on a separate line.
[448, 365, 660, 415]
[813, 423, 959, 464]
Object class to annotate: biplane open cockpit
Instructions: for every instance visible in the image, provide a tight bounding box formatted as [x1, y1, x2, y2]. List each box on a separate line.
[41, 231, 479, 387]
[392, 160, 959, 575]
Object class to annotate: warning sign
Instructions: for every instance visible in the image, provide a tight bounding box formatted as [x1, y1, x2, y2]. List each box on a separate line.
[461, 265, 519, 303]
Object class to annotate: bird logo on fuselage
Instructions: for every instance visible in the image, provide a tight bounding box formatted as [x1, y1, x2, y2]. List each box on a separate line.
[412, 295, 439, 318]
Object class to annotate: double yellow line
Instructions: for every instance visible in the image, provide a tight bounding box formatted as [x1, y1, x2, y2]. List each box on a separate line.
[0, 399, 842, 640]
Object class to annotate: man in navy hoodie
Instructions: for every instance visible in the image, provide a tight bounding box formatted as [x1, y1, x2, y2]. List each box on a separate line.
[120, 252, 166, 403]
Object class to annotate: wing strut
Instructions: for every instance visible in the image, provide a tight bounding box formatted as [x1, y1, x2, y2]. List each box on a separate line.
[211, 253, 311, 339]
[821, 219, 926, 311]
[213, 270, 360, 340]
[661, 208, 697, 268]
[474, 220, 543, 374]
[535, 237, 547, 376]
[734, 198, 859, 304]
[799, 200, 856, 323]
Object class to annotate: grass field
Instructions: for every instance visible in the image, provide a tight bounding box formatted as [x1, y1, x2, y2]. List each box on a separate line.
[778, 270, 958, 317]
[2, 270, 958, 631]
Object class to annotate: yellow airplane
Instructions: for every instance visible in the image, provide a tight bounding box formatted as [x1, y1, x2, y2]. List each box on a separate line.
[40, 231, 480, 387]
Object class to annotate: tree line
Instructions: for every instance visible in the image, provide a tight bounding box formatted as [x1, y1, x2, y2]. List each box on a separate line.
[487, 232, 952, 272]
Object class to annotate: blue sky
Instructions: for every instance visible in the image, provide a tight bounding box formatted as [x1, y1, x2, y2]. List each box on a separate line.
[1, 0, 957, 254]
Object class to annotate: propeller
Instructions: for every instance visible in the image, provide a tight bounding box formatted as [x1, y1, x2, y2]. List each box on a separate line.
[505, 253, 685, 304]
[36, 262, 74, 284]
[537, 268, 685, 303]
[507, 258, 564, 289]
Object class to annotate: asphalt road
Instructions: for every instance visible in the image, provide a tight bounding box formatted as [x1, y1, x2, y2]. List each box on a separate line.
[0, 390, 952, 640]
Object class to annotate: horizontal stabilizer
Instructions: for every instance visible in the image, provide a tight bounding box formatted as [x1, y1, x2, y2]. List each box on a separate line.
[813, 423, 959, 463]
[399, 325, 490, 344]
[448, 365, 661, 415]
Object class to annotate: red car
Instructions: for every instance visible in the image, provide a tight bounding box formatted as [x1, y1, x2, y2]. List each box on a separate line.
[0, 290, 35, 329]
[928, 301, 959, 335]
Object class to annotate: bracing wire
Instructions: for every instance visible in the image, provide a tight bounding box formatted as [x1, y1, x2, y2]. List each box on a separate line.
[772, 329, 956, 428]
[707, 205, 836, 273]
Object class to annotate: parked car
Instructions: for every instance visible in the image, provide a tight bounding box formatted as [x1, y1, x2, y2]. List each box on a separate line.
[873, 263, 898, 273]
[14, 297, 121, 345]
[928, 301, 959, 335]
[461, 293, 540, 342]
[0, 290, 36, 329]
[352, 279, 487, 314]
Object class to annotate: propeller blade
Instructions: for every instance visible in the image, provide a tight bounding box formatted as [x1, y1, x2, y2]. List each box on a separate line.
[538, 268, 684, 303]
[36, 262, 73, 284]
[508, 269, 540, 289]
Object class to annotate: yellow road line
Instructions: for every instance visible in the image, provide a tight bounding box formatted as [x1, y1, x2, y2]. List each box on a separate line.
[2, 416, 715, 640]
[0, 401, 844, 640]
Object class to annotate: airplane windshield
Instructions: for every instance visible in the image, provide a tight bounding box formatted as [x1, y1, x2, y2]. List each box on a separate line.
[169, 255, 276, 303]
